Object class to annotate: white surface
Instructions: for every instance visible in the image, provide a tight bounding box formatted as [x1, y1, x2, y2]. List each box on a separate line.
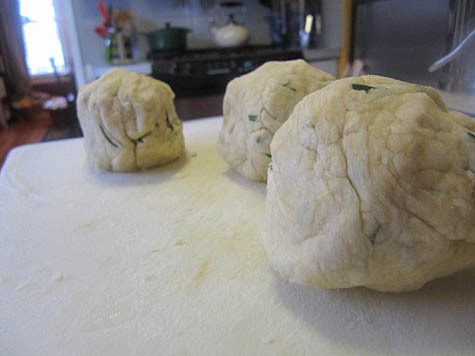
[1, 117, 475, 356]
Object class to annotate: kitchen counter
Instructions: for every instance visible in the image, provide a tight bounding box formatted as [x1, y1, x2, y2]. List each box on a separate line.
[441, 91, 475, 116]
[302, 47, 340, 61]
[1, 117, 475, 355]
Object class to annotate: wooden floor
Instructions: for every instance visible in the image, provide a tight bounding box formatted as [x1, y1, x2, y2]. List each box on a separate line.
[0, 93, 224, 170]
[0, 106, 82, 169]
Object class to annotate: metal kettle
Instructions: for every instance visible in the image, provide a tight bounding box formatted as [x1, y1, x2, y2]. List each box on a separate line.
[210, 14, 249, 47]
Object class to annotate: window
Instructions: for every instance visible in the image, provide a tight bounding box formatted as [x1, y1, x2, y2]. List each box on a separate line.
[20, 0, 67, 76]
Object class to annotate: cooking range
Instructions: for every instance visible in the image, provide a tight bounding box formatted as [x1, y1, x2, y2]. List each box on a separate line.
[150, 45, 302, 96]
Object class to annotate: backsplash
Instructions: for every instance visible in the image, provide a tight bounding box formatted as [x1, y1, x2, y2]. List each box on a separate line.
[72, 0, 271, 66]
[71, 0, 343, 67]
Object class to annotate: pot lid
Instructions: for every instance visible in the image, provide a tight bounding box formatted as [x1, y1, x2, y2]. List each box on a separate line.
[153, 22, 191, 33]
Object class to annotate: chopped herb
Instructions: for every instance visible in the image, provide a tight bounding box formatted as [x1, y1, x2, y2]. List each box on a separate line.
[352, 83, 375, 93]
[269, 164, 273, 171]
[155, 122, 160, 128]
[136, 132, 152, 143]
[191, 152, 198, 158]
[256, 136, 261, 143]
[248, 115, 257, 122]
[282, 81, 297, 92]
[468, 131, 475, 140]
[264, 152, 272, 159]
[165, 113, 174, 131]
[369, 225, 380, 245]
[99, 124, 119, 148]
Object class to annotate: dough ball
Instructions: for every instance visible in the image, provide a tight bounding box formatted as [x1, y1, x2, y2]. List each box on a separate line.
[449, 110, 475, 132]
[217, 59, 334, 181]
[77, 68, 185, 172]
[263, 75, 475, 292]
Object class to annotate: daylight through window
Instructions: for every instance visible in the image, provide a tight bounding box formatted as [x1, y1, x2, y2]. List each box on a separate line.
[20, 0, 66, 76]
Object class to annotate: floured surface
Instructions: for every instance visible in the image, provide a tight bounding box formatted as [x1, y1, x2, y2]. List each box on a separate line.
[0, 117, 474, 356]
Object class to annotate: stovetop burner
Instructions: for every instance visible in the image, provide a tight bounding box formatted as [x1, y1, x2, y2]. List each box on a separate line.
[150, 45, 303, 96]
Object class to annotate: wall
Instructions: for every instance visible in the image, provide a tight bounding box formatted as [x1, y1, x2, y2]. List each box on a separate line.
[72, 0, 271, 67]
[71, 0, 343, 68]
[353, 0, 449, 86]
[322, 0, 343, 49]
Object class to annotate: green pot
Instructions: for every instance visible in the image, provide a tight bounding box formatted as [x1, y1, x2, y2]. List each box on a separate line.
[143, 22, 191, 51]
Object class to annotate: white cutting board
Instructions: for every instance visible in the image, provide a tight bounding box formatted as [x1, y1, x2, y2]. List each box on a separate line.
[1, 117, 474, 356]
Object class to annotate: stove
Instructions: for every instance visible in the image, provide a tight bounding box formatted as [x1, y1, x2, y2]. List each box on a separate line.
[150, 45, 303, 96]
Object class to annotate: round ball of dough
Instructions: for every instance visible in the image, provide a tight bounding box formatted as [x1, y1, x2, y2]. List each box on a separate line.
[263, 75, 475, 292]
[77, 68, 184, 172]
[217, 59, 334, 181]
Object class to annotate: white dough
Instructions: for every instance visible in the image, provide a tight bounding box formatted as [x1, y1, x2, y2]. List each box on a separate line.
[263, 75, 475, 292]
[217, 60, 334, 181]
[77, 68, 184, 172]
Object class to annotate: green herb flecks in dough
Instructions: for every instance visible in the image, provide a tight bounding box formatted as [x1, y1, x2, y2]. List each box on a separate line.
[369, 225, 380, 245]
[165, 112, 174, 132]
[282, 81, 297, 92]
[352, 83, 375, 93]
[136, 132, 152, 143]
[99, 124, 119, 148]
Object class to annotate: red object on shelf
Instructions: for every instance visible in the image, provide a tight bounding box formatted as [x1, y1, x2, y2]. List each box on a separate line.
[94, 21, 109, 38]
[98, 1, 109, 20]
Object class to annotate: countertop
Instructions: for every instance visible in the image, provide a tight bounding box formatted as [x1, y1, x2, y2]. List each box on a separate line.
[441, 91, 475, 116]
[1, 117, 474, 356]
